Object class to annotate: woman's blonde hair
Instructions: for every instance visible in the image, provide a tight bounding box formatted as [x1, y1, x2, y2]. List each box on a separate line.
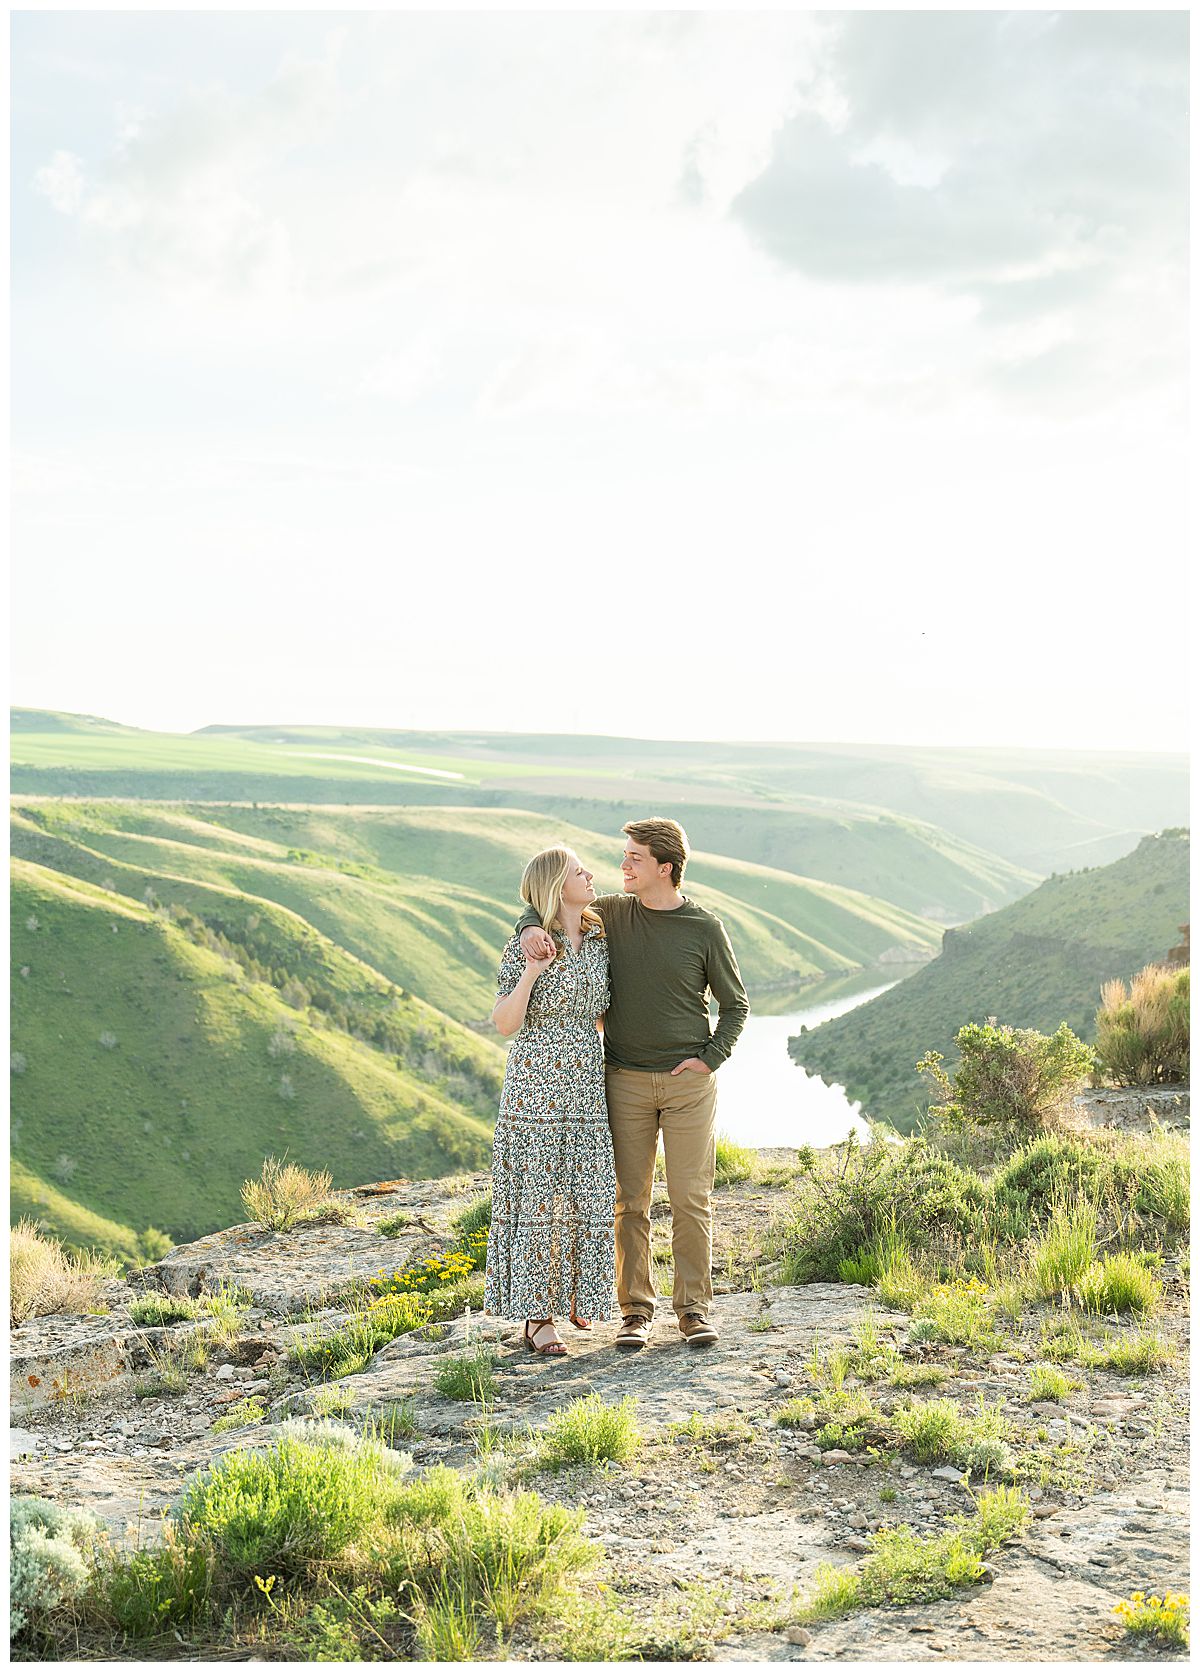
[520, 847, 604, 951]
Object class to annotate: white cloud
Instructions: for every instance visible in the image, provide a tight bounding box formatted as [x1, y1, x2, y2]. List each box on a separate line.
[33, 149, 85, 213]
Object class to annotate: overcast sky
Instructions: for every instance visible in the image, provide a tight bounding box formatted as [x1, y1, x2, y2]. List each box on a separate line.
[10, 8, 1189, 750]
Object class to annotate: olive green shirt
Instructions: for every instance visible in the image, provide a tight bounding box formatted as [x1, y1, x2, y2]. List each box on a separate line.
[513, 892, 749, 1073]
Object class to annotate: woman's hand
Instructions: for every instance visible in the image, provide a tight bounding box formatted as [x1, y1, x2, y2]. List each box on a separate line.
[525, 949, 555, 978]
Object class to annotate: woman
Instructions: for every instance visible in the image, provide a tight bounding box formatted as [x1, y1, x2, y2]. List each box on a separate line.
[484, 846, 616, 1356]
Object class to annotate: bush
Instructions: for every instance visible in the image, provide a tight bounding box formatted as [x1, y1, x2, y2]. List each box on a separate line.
[210, 1397, 267, 1434]
[92, 1522, 214, 1636]
[1027, 1365, 1076, 1403]
[11, 1496, 103, 1639]
[775, 1134, 984, 1283]
[240, 1156, 335, 1232]
[892, 1398, 1014, 1478]
[918, 1021, 1095, 1135]
[1096, 965, 1189, 1085]
[451, 1191, 492, 1241]
[174, 1430, 406, 1580]
[10, 1221, 116, 1328]
[1027, 1201, 1098, 1304]
[379, 1466, 596, 1644]
[534, 1394, 641, 1470]
[714, 1133, 755, 1187]
[1078, 1253, 1163, 1317]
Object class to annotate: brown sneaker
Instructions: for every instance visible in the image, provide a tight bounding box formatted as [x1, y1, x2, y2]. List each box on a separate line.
[678, 1312, 719, 1348]
[614, 1315, 652, 1352]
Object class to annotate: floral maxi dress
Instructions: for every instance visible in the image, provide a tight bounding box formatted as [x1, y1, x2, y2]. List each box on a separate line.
[484, 928, 616, 1321]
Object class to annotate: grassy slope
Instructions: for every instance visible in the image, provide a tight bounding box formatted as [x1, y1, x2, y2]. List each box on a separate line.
[14, 710, 1187, 881]
[10, 861, 495, 1250]
[790, 830, 1191, 1133]
[11, 803, 943, 1018]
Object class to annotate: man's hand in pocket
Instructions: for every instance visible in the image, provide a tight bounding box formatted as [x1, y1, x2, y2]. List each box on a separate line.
[670, 1058, 712, 1076]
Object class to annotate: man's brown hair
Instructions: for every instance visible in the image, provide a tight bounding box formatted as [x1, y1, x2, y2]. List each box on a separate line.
[622, 818, 690, 889]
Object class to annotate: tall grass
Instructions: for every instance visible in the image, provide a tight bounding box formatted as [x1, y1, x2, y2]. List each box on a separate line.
[1095, 964, 1189, 1085]
[714, 1133, 755, 1187]
[1027, 1200, 1098, 1303]
[241, 1157, 335, 1231]
[10, 1221, 117, 1326]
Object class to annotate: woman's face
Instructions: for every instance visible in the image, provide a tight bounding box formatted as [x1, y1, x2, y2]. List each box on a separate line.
[559, 853, 597, 907]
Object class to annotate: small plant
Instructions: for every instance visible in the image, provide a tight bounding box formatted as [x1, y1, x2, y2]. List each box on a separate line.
[378, 1212, 415, 1238]
[210, 1397, 267, 1434]
[290, 1292, 434, 1380]
[434, 1349, 497, 1402]
[774, 1397, 817, 1428]
[890, 1364, 948, 1390]
[1088, 1331, 1174, 1375]
[91, 1519, 214, 1637]
[892, 1397, 1014, 1478]
[1112, 1589, 1189, 1649]
[1077, 1252, 1163, 1317]
[534, 1393, 641, 1470]
[128, 1293, 199, 1327]
[135, 1336, 206, 1397]
[10, 1496, 103, 1639]
[714, 1132, 756, 1186]
[1027, 1200, 1098, 1304]
[666, 1410, 754, 1448]
[1027, 1365, 1077, 1403]
[240, 1156, 335, 1232]
[450, 1190, 492, 1241]
[880, 1486, 897, 1503]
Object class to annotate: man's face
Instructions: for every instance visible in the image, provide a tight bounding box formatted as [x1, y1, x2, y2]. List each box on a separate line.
[620, 838, 669, 895]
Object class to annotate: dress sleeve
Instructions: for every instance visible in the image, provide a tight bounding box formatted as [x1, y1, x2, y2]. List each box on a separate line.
[495, 934, 526, 998]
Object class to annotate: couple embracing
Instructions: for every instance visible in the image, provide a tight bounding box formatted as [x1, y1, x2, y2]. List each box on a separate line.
[483, 818, 749, 1357]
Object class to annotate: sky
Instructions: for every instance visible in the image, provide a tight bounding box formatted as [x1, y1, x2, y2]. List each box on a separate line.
[9, 7, 1190, 750]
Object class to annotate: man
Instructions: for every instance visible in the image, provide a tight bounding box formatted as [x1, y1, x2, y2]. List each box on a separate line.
[517, 817, 748, 1350]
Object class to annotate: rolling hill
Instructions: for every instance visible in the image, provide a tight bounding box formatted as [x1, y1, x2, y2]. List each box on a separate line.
[789, 829, 1191, 1133]
[13, 710, 1187, 884]
[10, 859, 501, 1252]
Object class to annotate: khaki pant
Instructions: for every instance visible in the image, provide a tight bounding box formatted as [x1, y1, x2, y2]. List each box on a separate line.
[605, 1065, 717, 1318]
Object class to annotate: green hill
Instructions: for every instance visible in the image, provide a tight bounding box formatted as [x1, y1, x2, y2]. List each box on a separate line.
[10, 860, 500, 1252]
[13, 709, 1187, 885]
[10, 802, 943, 1022]
[789, 829, 1191, 1133]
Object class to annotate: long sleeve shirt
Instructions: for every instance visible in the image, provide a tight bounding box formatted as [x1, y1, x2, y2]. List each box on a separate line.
[513, 892, 749, 1073]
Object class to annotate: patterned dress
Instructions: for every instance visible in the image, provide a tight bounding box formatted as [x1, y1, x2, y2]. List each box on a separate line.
[484, 927, 617, 1321]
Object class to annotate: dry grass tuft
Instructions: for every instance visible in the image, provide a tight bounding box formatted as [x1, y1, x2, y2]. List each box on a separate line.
[10, 1220, 116, 1327]
[240, 1156, 335, 1232]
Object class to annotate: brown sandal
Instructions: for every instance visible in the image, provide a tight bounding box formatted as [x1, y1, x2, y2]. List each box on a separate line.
[569, 1313, 592, 1330]
[524, 1319, 567, 1357]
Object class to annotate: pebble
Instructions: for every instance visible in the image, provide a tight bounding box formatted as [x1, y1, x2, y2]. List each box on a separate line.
[214, 1364, 236, 1381]
[848, 1512, 868, 1529]
[820, 1450, 854, 1467]
[931, 1465, 964, 1483]
[773, 1369, 792, 1388]
[846, 1537, 871, 1553]
[784, 1627, 813, 1646]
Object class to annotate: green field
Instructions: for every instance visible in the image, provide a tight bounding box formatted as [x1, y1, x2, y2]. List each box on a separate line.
[790, 829, 1191, 1132]
[12, 711, 1188, 880]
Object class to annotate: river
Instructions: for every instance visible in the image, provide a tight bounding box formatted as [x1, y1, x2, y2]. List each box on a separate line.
[713, 967, 908, 1149]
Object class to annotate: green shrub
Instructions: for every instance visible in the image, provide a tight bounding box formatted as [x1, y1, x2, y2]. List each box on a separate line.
[128, 1293, 199, 1327]
[210, 1397, 267, 1434]
[890, 1363, 948, 1390]
[92, 1522, 214, 1636]
[10, 1496, 103, 1639]
[774, 1398, 817, 1428]
[892, 1398, 1014, 1478]
[1077, 1253, 1163, 1317]
[714, 1133, 755, 1187]
[1088, 1331, 1174, 1375]
[1096, 965, 1189, 1085]
[918, 1020, 1095, 1135]
[1027, 1365, 1076, 1403]
[451, 1191, 492, 1240]
[775, 1134, 984, 1283]
[799, 1485, 1029, 1620]
[533, 1394, 641, 1471]
[289, 1292, 433, 1379]
[380, 1467, 596, 1644]
[174, 1429, 407, 1580]
[988, 1137, 1109, 1226]
[434, 1349, 497, 1402]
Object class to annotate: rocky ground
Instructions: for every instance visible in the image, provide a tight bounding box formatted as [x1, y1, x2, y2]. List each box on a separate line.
[11, 1159, 1191, 1662]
